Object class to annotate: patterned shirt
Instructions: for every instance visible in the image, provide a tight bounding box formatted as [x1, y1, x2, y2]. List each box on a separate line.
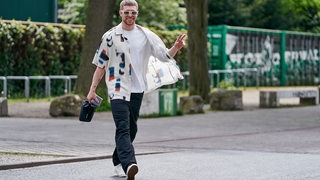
[92, 23, 183, 101]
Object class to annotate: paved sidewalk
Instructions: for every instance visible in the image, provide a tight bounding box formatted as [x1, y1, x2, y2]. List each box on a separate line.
[7, 87, 317, 118]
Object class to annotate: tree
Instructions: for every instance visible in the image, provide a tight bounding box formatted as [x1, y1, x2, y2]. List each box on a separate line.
[184, 0, 210, 101]
[74, 0, 116, 95]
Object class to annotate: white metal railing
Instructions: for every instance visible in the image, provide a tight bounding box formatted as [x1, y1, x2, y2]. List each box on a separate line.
[0, 69, 258, 100]
[0, 75, 77, 101]
[181, 68, 259, 89]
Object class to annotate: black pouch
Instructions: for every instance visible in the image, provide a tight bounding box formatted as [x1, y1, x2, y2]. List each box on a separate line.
[79, 100, 96, 122]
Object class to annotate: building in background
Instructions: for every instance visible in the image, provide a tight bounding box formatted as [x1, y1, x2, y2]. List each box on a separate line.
[0, 0, 57, 23]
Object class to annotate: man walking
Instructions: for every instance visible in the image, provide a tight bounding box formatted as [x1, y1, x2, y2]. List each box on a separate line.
[86, 0, 186, 179]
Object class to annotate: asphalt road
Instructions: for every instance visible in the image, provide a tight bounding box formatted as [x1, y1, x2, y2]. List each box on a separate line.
[0, 104, 320, 179]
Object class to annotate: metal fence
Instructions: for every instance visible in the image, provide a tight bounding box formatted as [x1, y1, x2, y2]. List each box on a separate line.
[208, 25, 320, 86]
[178, 68, 258, 90]
[1, 68, 258, 100]
[0, 75, 77, 101]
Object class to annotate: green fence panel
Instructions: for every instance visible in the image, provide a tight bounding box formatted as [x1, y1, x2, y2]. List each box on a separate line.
[208, 25, 320, 87]
[285, 32, 320, 86]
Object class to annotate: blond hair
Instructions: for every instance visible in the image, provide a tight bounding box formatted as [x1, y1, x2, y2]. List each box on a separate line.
[120, 0, 138, 10]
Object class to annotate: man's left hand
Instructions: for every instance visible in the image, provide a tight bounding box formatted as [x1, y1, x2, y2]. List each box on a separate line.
[173, 33, 186, 50]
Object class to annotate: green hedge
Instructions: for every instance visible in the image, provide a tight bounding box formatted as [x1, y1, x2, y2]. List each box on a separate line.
[0, 20, 84, 76]
[0, 20, 84, 97]
[0, 20, 188, 98]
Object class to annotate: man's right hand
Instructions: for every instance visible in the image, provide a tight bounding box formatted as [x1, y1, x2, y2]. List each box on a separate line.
[87, 90, 101, 105]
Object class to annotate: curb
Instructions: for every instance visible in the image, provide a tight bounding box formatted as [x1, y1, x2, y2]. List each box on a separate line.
[0, 151, 170, 171]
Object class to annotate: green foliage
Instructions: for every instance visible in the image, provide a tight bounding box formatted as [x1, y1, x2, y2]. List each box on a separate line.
[291, 0, 320, 32]
[0, 20, 84, 98]
[208, 0, 252, 26]
[58, 0, 187, 29]
[58, 0, 320, 33]
[136, 0, 186, 30]
[69, 0, 187, 30]
[58, 0, 88, 24]
[0, 21, 84, 76]
[208, 0, 320, 33]
[218, 80, 236, 90]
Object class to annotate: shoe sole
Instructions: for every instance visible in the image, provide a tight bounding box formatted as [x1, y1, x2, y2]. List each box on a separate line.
[127, 164, 138, 180]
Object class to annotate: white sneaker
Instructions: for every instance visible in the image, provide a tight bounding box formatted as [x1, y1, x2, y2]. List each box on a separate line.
[114, 164, 126, 177]
[126, 164, 138, 180]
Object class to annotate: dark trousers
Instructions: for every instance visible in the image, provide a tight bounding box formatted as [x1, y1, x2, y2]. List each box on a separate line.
[111, 93, 144, 172]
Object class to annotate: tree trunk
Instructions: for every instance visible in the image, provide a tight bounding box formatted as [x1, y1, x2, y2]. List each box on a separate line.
[74, 0, 116, 96]
[184, 0, 210, 101]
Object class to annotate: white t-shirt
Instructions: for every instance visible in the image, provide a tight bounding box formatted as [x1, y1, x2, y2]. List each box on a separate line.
[123, 27, 151, 93]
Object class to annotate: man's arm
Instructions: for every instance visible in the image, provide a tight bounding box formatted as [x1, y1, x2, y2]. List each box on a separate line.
[168, 33, 186, 58]
[87, 66, 105, 103]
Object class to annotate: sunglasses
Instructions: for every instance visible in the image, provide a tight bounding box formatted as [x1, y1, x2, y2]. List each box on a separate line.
[122, 10, 138, 16]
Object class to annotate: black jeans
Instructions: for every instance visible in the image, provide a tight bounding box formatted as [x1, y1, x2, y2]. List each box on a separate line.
[111, 93, 144, 172]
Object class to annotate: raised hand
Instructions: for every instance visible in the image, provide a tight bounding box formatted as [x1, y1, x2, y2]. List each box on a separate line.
[173, 33, 186, 50]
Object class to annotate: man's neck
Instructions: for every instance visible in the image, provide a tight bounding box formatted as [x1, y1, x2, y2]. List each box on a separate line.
[122, 22, 135, 31]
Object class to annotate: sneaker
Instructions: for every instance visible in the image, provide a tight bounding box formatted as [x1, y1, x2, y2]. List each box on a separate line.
[114, 164, 126, 177]
[126, 164, 138, 180]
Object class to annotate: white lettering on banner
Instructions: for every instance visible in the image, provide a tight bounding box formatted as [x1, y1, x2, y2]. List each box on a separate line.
[227, 34, 320, 72]
[284, 49, 320, 62]
[230, 50, 320, 64]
